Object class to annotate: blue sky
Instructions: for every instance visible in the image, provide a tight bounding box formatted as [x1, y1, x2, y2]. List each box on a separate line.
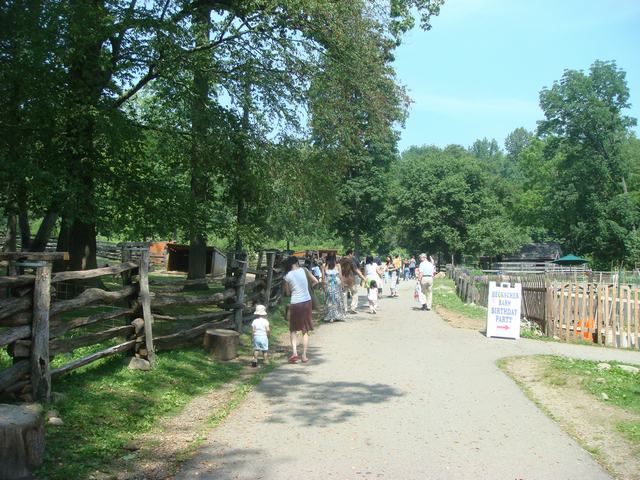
[393, 0, 640, 152]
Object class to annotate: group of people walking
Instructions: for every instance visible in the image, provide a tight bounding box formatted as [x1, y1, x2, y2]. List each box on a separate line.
[255, 250, 438, 365]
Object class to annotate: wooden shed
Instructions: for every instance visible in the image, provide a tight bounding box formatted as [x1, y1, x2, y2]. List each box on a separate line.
[165, 244, 227, 278]
[487, 243, 563, 272]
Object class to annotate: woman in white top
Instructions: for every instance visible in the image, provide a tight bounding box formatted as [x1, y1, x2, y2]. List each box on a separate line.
[283, 256, 318, 363]
[364, 255, 383, 295]
[364, 255, 378, 280]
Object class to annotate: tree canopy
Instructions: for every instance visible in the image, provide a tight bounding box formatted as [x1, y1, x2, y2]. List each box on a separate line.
[2, 2, 638, 272]
[1, 0, 443, 278]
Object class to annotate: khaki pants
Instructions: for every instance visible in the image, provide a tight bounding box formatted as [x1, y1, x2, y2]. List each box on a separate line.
[420, 276, 433, 309]
[343, 282, 359, 311]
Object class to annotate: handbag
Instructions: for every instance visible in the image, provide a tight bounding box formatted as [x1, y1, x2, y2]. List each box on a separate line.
[415, 282, 425, 304]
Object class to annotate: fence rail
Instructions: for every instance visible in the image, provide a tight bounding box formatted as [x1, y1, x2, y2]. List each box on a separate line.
[449, 267, 639, 350]
[0, 248, 287, 403]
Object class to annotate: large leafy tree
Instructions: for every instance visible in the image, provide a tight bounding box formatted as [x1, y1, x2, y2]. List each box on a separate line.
[0, 0, 65, 252]
[504, 127, 533, 162]
[308, 1, 440, 255]
[1, 0, 444, 279]
[388, 145, 527, 260]
[537, 60, 638, 266]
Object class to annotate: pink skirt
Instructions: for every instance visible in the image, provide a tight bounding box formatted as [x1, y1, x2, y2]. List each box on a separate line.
[288, 300, 313, 333]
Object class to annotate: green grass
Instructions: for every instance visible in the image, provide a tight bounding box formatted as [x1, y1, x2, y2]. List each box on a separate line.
[0, 346, 10, 369]
[544, 356, 640, 451]
[547, 357, 640, 413]
[31, 298, 293, 480]
[432, 278, 487, 320]
[617, 422, 640, 449]
[36, 348, 242, 480]
[0, 269, 294, 479]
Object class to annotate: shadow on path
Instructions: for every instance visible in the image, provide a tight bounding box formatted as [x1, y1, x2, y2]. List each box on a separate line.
[255, 366, 403, 427]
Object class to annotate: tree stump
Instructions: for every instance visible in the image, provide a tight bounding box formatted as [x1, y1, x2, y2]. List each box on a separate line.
[0, 403, 44, 480]
[203, 329, 240, 361]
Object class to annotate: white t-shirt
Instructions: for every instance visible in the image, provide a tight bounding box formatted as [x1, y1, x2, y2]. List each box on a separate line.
[368, 288, 378, 302]
[418, 260, 435, 277]
[252, 316, 269, 336]
[364, 264, 378, 278]
[284, 268, 312, 304]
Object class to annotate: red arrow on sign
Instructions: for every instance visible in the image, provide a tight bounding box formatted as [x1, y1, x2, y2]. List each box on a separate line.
[496, 325, 510, 331]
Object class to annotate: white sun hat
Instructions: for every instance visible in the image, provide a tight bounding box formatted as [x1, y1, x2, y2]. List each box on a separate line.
[254, 304, 268, 316]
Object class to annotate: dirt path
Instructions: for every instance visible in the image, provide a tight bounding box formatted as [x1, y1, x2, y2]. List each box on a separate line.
[173, 280, 640, 480]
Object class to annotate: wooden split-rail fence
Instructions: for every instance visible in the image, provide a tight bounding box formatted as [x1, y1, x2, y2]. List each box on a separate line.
[0, 247, 287, 403]
[449, 267, 639, 350]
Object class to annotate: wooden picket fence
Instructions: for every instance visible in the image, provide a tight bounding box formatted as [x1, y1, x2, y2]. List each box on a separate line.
[449, 267, 639, 350]
[450, 269, 547, 326]
[546, 283, 639, 349]
[0, 247, 287, 403]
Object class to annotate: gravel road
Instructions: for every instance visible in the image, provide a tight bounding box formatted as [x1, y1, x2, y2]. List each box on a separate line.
[174, 280, 640, 480]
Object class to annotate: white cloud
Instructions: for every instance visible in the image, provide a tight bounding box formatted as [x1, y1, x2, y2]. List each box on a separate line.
[411, 93, 540, 115]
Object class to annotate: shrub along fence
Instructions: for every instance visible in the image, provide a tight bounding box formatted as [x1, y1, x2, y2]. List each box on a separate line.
[449, 267, 639, 350]
[0, 247, 287, 403]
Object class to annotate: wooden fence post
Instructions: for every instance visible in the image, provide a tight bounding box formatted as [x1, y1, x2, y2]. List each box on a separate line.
[120, 247, 136, 311]
[31, 261, 52, 402]
[603, 285, 610, 346]
[573, 284, 580, 339]
[634, 287, 639, 351]
[545, 286, 553, 337]
[256, 250, 264, 271]
[596, 285, 602, 345]
[226, 251, 236, 278]
[234, 255, 248, 332]
[265, 251, 276, 308]
[626, 287, 632, 349]
[139, 249, 156, 367]
[559, 284, 565, 340]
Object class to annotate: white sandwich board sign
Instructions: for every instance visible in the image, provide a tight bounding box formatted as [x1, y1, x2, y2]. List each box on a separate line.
[486, 281, 522, 339]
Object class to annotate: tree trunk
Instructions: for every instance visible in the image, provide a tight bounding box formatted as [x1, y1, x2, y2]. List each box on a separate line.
[354, 216, 361, 258]
[29, 211, 57, 252]
[17, 191, 31, 251]
[54, 216, 70, 272]
[0, 403, 44, 480]
[62, 217, 101, 295]
[186, 233, 208, 289]
[68, 219, 98, 272]
[4, 213, 17, 275]
[3, 213, 17, 253]
[60, 0, 109, 274]
[203, 329, 239, 361]
[234, 80, 251, 252]
[186, 4, 212, 288]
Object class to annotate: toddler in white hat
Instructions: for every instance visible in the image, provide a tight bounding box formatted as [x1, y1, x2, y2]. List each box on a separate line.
[251, 305, 270, 367]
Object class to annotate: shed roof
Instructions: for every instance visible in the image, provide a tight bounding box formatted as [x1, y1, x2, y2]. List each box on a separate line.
[503, 243, 563, 261]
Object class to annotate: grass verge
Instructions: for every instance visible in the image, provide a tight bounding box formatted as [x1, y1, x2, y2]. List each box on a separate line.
[499, 355, 640, 474]
[546, 356, 640, 455]
[33, 297, 294, 479]
[432, 278, 486, 321]
[36, 348, 242, 479]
